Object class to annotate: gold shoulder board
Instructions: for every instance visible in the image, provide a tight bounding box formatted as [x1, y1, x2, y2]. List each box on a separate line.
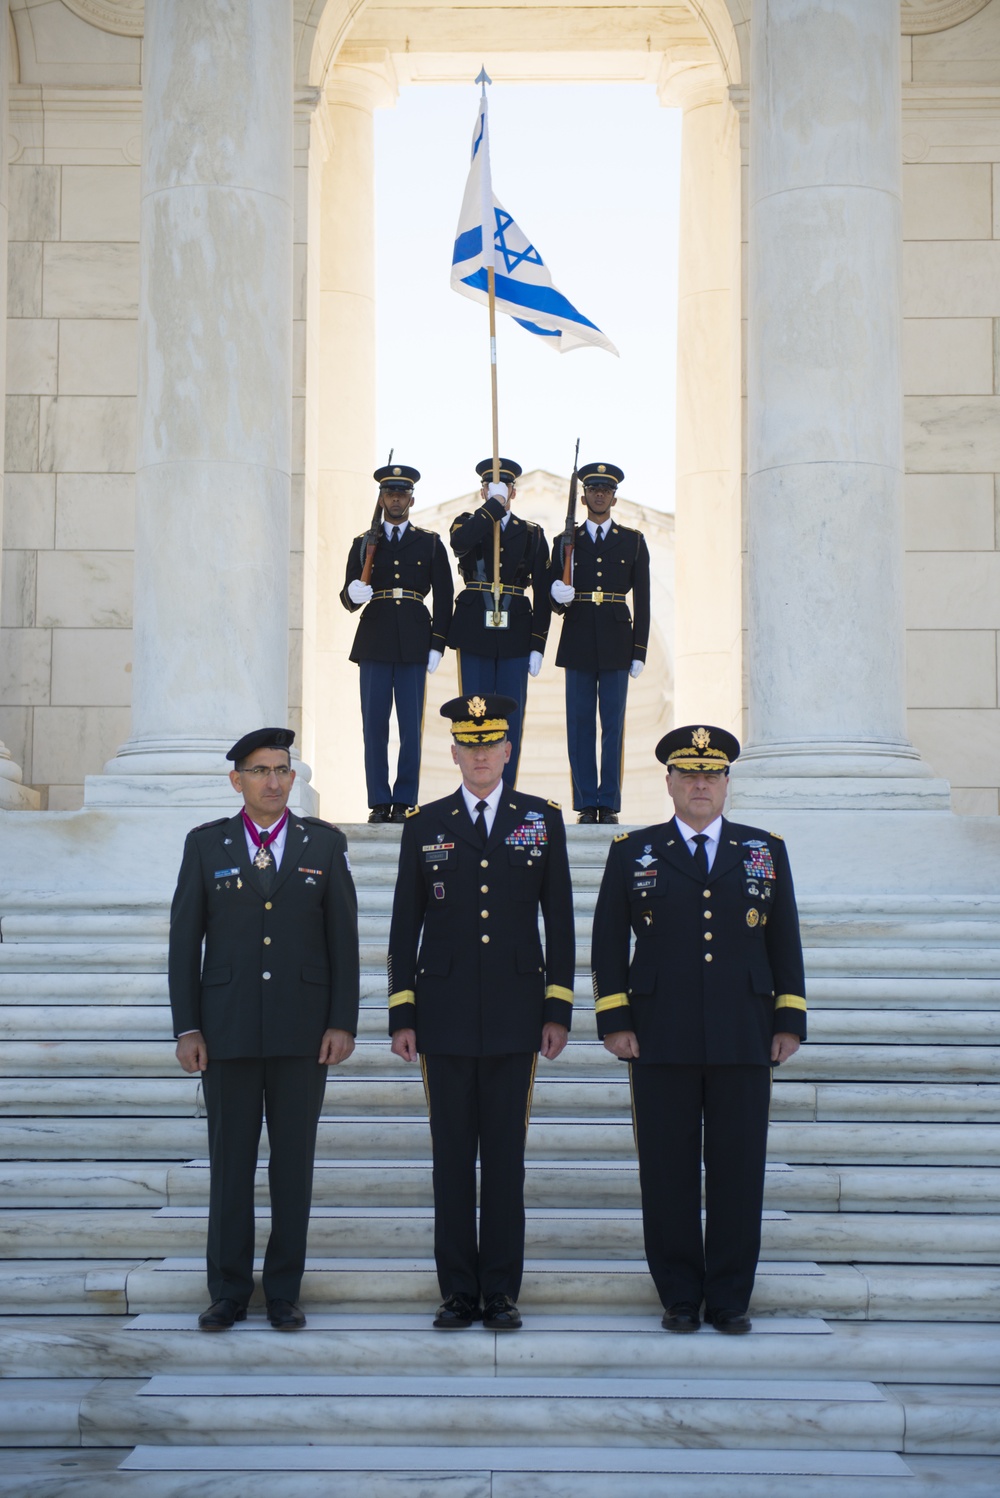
[547, 799, 561, 809]
[613, 831, 629, 843]
[769, 831, 784, 840]
[405, 805, 420, 818]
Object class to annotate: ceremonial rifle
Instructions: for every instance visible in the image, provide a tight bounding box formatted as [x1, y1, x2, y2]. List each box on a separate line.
[360, 448, 392, 584]
[561, 437, 581, 584]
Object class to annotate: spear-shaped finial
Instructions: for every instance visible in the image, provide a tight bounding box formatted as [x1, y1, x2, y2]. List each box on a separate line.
[476, 66, 492, 89]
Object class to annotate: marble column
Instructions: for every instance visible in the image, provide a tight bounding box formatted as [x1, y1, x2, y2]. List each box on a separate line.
[660, 63, 743, 735]
[92, 0, 312, 808]
[0, 0, 39, 810]
[738, 0, 948, 810]
[302, 59, 395, 820]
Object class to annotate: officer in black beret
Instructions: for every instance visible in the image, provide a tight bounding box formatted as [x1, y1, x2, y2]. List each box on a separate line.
[342, 464, 454, 823]
[447, 459, 551, 788]
[548, 462, 650, 823]
[591, 725, 806, 1335]
[387, 694, 575, 1330]
[168, 728, 360, 1331]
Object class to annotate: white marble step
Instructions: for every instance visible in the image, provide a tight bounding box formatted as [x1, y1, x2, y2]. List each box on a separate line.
[35, 1372, 994, 1454]
[2, 1204, 995, 1264]
[2, 1040, 996, 1085]
[3, 1315, 998, 1385]
[6, 1449, 1000, 1498]
[4, 1075, 999, 1128]
[6, 1159, 996, 1214]
[2, 1114, 996, 1164]
[4, 1256, 998, 1319]
[9, 1451, 1000, 1498]
[2, 968, 997, 1012]
[3, 1003, 999, 1046]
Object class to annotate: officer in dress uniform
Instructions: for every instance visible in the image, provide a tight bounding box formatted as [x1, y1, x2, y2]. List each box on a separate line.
[591, 725, 807, 1335]
[447, 459, 551, 788]
[342, 464, 454, 823]
[168, 728, 360, 1331]
[387, 694, 575, 1331]
[549, 462, 650, 824]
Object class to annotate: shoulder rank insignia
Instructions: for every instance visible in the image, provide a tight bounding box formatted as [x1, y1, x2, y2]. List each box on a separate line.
[769, 831, 784, 840]
[613, 831, 629, 843]
[547, 799, 561, 809]
[405, 805, 420, 818]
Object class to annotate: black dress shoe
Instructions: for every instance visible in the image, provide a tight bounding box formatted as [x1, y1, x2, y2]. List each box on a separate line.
[389, 804, 409, 823]
[433, 1293, 482, 1329]
[482, 1293, 522, 1330]
[706, 1307, 752, 1335]
[367, 805, 391, 824]
[598, 809, 619, 824]
[576, 808, 599, 824]
[267, 1298, 306, 1330]
[661, 1302, 701, 1334]
[198, 1297, 247, 1331]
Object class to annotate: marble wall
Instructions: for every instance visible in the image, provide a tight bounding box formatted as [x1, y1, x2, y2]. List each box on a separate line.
[902, 6, 1000, 814]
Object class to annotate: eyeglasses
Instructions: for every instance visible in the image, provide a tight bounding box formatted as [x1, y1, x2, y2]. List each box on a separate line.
[239, 765, 293, 780]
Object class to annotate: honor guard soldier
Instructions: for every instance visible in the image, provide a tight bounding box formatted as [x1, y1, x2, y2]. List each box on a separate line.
[387, 694, 575, 1331]
[549, 462, 650, 823]
[591, 725, 806, 1335]
[168, 728, 360, 1332]
[447, 459, 551, 787]
[342, 463, 454, 823]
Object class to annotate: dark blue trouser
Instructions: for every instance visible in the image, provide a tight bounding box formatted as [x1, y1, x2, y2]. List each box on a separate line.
[457, 652, 529, 788]
[564, 667, 628, 811]
[359, 659, 426, 808]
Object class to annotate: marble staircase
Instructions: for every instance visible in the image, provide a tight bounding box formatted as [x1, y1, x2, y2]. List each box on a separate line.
[0, 825, 998, 1496]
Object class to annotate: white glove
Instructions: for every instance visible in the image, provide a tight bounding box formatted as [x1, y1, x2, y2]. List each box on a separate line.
[348, 579, 373, 605]
[487, 482, 509, 503]
[427, 649, 442, 674]
[630, 659, 644, 679]
[551, 580, 575, 605]
[528, 651, 543, 678]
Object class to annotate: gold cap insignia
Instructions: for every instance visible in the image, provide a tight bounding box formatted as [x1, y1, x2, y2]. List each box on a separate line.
[692, 727, 711, 751]
[598, 464, 606, 473]
[392, 466, 401, 476]
[467, 696, 487, 719]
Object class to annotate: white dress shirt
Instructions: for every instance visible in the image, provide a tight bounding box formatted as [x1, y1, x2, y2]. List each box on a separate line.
[585, 519, 609, 544]
[383, 520, 409, 541]
[673, 814, 723, 872]
[460, 779, 505, 837]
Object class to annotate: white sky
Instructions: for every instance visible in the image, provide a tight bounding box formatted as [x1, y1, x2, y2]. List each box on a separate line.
[374, 83, 682, 514]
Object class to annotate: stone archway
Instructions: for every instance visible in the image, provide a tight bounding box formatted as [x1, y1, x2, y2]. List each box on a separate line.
[296, 0, 745, 818]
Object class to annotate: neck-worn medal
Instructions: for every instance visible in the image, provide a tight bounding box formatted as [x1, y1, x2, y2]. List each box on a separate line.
[243, 809, 288, 870]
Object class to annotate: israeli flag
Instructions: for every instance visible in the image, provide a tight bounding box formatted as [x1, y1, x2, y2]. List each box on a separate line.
[451, 88, 618, 356]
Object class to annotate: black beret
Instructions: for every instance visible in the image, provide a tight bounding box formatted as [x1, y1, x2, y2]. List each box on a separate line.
[226, 727, 295, 763]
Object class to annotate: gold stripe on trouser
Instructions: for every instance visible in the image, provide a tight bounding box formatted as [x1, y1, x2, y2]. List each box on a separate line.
[456, 650, 463, 696]
[627, 1062, 639, 1154]
[419, 1054, 431, 1120]
[524, 1053, 539, 1136]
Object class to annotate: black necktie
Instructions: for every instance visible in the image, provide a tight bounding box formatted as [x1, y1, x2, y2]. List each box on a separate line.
[474, 799, 489, 844]
[595, 525, 604, 544]
[692, 833, 709, 882]
[389, 526, 399, 545]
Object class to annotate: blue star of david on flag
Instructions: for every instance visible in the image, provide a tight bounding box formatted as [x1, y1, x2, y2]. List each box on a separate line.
[450, 87, 618, 356]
